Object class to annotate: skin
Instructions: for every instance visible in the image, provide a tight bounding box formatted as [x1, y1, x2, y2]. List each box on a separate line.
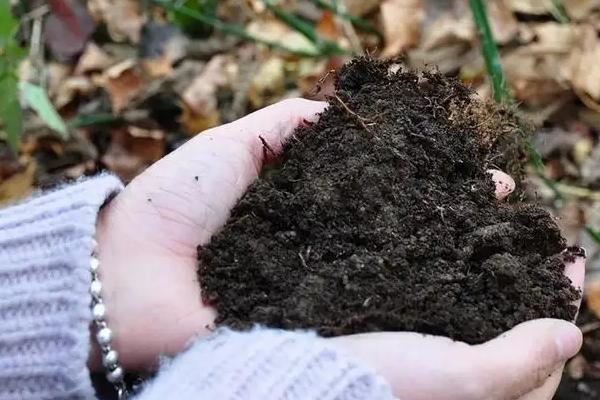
[95, 98, 585, 399]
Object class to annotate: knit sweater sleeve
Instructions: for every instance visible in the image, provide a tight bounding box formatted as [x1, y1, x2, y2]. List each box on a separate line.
[0, 174, 123, 400]
[0, 175, 394, 400]
[136, 328, 394, 400]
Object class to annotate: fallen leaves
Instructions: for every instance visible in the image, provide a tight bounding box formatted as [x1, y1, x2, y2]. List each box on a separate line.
[249, 56, 285, 108]
[75, 42, 113, 75]
[380, 0, 424, 57]
[0, 157, 35, 206]
[101, 60, 144, 113]
[567, 25, 600, 101]
[44, 0, 95, 60]
[88, 0, 146, 43]
[140, 22, 189, 78]
[181, 55, 231, 134]
[102, 126, 165, 181]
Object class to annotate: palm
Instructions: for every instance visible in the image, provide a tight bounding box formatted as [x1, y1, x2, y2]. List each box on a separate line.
[95, 99, 327, 370]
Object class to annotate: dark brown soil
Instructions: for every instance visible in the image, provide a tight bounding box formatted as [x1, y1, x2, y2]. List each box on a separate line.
[198, 58, 579, 344]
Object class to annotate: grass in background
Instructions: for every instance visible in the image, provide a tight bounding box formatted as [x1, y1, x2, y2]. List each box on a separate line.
[469, 0, 600, 245]
[155, 0, 352, 57]
[550, 0, 570, 23]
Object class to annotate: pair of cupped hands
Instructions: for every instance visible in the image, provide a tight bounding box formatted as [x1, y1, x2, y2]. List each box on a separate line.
[95, 99, 586, 400]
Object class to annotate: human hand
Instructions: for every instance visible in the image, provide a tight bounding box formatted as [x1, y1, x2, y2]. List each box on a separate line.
[331, 245, 585, 400]
[329, 171, 585, 400]
[94, 99, 328, 370]
[94, 98, 584, 400]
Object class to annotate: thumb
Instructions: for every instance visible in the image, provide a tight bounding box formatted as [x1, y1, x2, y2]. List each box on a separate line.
[471, 318, 582, 399]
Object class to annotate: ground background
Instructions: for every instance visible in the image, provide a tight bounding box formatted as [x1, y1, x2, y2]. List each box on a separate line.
[3, 0, 600, 398]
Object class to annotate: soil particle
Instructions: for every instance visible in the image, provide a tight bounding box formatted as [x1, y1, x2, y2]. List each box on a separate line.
[198, 58, 579, 344]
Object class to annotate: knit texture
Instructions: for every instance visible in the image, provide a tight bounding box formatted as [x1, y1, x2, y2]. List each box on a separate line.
[0, 174, 123, 400]
[138, 327, 394, 400]
[0, 175, 395, 400]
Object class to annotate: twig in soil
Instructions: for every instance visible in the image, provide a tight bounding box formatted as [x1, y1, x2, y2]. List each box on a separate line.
[333, 94, 374, 133]
[407, 131, 435, 142]
[298, 252, 309, 269]
[313, 69, 336, 95]
[259, 135, 276, 159]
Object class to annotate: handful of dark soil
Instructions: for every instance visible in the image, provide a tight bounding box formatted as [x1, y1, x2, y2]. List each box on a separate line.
[199, 58, 579, 344]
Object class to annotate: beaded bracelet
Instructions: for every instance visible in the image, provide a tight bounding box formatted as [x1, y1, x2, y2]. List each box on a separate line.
[90, 249, 128, 399]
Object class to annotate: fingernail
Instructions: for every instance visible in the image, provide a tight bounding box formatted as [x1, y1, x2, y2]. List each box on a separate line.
[555, 323, 582, 360]
[486, 169, 515, 200]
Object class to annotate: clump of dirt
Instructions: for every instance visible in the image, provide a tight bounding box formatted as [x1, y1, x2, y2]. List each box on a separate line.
[198, 58, 579, 344]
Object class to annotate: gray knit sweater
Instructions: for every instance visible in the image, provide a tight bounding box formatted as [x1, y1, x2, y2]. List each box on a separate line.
[0, 175, 393, 400]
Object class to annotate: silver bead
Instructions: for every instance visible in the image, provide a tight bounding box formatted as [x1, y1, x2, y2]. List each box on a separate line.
[106, 366, 124, 383]
[96, 327, 112, 346]
[90, 279, 102, 297]
[90, 257, 100, 273]
[92, 303, 106, 321]
[103, 350, 119, 368]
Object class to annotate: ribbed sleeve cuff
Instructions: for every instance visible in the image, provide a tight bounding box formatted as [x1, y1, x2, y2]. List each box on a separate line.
[0, 174, 123, 400]
[138, 327, 394, 400]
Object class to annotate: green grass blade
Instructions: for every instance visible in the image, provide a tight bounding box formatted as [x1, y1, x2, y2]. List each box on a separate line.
[152, 0, 320, 57]
[469, 0, 511, 105]
[68, 113, 122, 128]
[309, 0, 380, 36]
[550, 0, 569, 23]
[586, 225, 600, 245]
[0, 75, 21, 151]
[261, 0, 351, 56]
[20, 82, 68, 138]
[469, 0, 567, 201]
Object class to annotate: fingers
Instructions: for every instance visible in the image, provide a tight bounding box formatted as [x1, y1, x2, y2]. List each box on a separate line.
[330, 331, 474, 400]
[470, 319, 582, 399]
[487, 169, 515, 201]
[564, 253, 586, 293]
[332, 318, 582, 400]
[517, 367, 563, 400]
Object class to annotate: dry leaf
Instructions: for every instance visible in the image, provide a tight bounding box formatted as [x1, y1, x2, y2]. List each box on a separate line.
[102, 59, 144, 113]
[0, 158, 35, 206]
[345, 0, 382, 16]
[47, 62, 72, 99]
[181, 55, 229, 125]
[101, 127, 161, 182]
[180, 102, 221, 136]
[248, 56, 285, 109]
[508, 0, 552, 14]
[88, 0, 146, 43]
[562, 0, 600, 20]
[420, 6, 473, 51]
[552, 201, 585, 245]
[75, 42, 113, 75]
[380, 0, 424, 57]
[127, 126, 165, 163]
[54, 76, 96, 108]
[316, 11, 340, 41]
[566, 25, 600, 100]
[529, 23, 581, 53]
[488, 0, 519, 44]
[140, 23, 189, 78]
[582, 143, 600, 186]
[567, 354, 587, 380]
[587, 280, 600, 319]
[44, 0, 95, 60]
[297, 57, 346, 99]
[503, 49, 569, 104]
[246, 19, 319, 55]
